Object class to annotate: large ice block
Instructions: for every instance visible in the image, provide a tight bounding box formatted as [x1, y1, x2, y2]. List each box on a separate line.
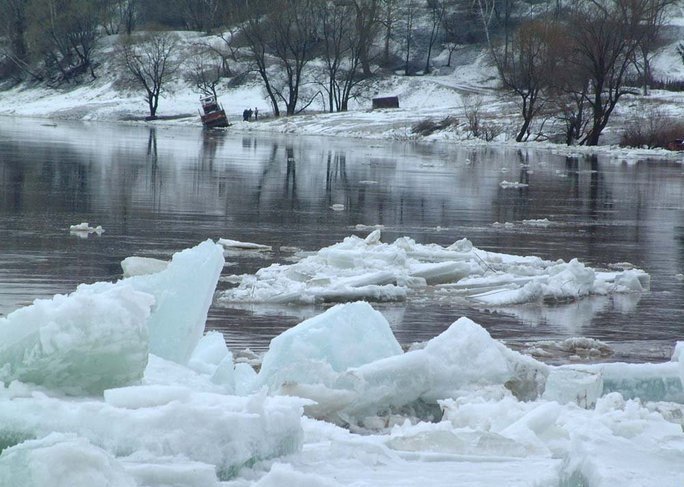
[258, 302, 403, 390]
[0, 386, 307, 481]
[0, 284, 154, 395]
[270, 311, 547, 424]
[0, 433, 137, 487]
[125, 239, 225, 365]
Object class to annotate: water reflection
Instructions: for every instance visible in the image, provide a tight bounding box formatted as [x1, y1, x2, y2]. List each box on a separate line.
[0, 120, 682, 362]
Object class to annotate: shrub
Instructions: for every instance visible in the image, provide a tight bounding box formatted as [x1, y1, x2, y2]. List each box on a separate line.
[412, 117, 458, 136]
[620, 108, 684, 149]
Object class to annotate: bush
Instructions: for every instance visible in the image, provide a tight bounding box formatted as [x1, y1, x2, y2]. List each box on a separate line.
[412, 117, 458, 136]
[620, 109, 684, 149]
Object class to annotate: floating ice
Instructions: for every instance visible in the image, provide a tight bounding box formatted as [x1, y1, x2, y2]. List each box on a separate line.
[541, 366, 603, 408]
[267, 311, 547, 424]
[125, 239, 225, 365]
[218, 238, 272, 251]
[0, 433, 137, 487]
[0, 284, 154, 395]
[69, 222, 104, 235]
[218, 231, 649, 307]
[258, 302, 403, 391]
[0, 385, 308, 481]
[499, 180, 529, 188]
[0, 238, 681, 486]
[121, 256, 169, 278]
[571, 361, 684, 403]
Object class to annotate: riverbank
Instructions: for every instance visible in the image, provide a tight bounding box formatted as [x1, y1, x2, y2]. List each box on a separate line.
[1, 30, 684, 164]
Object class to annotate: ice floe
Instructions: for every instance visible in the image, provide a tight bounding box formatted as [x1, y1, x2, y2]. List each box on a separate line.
[0, 239, 681, 486]
[218, 230, 650, 308]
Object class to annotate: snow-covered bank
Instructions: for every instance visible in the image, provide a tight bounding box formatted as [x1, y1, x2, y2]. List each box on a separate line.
[2, 31, 684, 163]
[0, 239, 682, 486]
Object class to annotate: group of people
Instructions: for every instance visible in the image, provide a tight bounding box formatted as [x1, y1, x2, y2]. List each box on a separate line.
[242, 107, 259, 121]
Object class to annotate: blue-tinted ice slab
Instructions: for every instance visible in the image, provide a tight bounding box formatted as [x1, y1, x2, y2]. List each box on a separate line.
[0, 240, 224, 395]
[572, 361, 684, 403]
[258, 302, 403, 391]
[265, 309, 548, 423]
[542, 367, 603, 408]
[0, 284, 154, 395]
[125, 239, 224, 365]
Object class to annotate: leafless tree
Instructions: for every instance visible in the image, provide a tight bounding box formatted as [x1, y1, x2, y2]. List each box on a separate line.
[186, 46, 223, 98]
[239, 0, 282, 116]
[562, 0, 652, 146]
[632, 0, 677, 95]
[424, 0, 446, 74]
[118, 33, 181, 118]
[351, 0, 382, 76]
[241, 0, 319, 116]
[98, 0, 137, 35]
[379, 0, 399, 65]
[498, 20, 557, 142]
[27, 0, 101, 83]
[318, 1, 365, 112]
[401, 0, 417, 75]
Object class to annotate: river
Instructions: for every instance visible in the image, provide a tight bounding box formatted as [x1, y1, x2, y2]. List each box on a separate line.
[1, 119, 682, 364]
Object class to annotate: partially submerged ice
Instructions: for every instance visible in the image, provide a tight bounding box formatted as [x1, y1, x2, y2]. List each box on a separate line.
[257, 302, 404, 391]
[0, 236, 681, 486]
[0, 384, 307, 482]
[218, 230, 650, 307]
[257, 302, 548, 424]
[0, 240, 224, 395]
[0, 284, 154, 395]
[124, 239, 225, 365]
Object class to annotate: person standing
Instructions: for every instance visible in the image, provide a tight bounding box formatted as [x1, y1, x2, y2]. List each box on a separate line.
[254, 107, 258, 120]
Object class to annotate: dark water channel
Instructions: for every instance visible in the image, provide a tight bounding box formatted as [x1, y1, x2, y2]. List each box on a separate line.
[1, 119, 683, 364]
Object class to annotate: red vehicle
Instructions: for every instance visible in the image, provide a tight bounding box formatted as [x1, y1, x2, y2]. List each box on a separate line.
[199, 95, 229, 128]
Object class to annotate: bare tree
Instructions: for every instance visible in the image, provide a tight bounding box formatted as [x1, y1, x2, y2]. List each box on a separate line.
[118, 33, 181, 119]
[318, 1, 365, 112]
[269, 0, 319, 115]
[379, 0, 399, 65]
[98, 0, 137, 35]
[563, 0, 652, 146]
[0, 0, 36, 79]
[27, 0, 101, 83]
[402, 0, 417, 75]
[186, 46, 223, 98]
[424, 0, 446, 74]
[498, 20, 557, 142]
[632, 0, 677, 95]
[351, 0, 382, 76]
[239, 0, 282, 116]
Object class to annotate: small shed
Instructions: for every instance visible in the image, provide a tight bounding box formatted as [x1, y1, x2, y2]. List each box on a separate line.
[372, 96, 399, 109]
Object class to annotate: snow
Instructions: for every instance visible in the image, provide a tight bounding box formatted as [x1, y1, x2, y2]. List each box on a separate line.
[0, 237, 682, 485]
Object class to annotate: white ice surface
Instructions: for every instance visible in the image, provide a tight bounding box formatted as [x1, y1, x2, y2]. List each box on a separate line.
[219, 231, 650, 308]
[0, 237, 682, 486]
[121, 257, 169, 278]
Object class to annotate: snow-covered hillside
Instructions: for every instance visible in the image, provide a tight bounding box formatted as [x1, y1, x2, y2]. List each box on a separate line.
[1, 6, 684, 152]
